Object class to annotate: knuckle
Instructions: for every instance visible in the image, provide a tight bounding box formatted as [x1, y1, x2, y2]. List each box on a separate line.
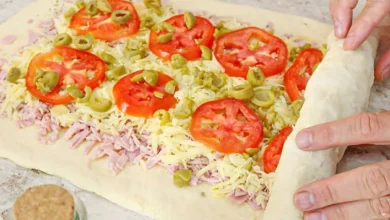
[315, 181, 339, 207]
[352, 113, 381, 137]
[325, 204, 349, 220]
[360, 165, 390, 198]
[368, 196, 390, 217]
[322, 126, 336, 144]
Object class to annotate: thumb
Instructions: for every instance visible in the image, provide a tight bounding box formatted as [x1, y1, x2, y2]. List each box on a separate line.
[375, 49, 390, 81]
[295, 112, 390, 150]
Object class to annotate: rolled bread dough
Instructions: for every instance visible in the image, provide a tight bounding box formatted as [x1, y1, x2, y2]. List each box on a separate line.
[0, 0, 377, 219]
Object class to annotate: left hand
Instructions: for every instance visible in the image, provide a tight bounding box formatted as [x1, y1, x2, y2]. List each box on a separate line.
[293, 112, 390, 220]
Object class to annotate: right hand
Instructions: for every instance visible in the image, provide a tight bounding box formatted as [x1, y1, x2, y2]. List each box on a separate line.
[330, 0, 390, 80]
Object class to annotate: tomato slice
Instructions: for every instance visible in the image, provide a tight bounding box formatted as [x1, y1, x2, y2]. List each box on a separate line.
[284, 48, 323, 101]
[190, 98, 263, 154]
[113, 70, 178, 118]
[149, 14, 215, 61]
[262, 126, 293, 174]
[69, 0, 140, 41]
[26, 46, 106, 105]
[214, 27, 288, 78]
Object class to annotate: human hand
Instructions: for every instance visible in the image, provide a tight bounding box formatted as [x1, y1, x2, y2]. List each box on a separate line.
[330, 0, 390, 80]
[293, 112, 390, 219]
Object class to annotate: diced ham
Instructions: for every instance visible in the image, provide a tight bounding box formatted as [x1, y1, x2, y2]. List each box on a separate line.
[229, 190, 250, 204]
[266, 21, 274, 29]
[27, 30, 41, 46]
[145, 148, 166, 169]
[0, 35, 17, 44]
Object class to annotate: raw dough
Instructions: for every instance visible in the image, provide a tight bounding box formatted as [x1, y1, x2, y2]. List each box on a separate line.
[264, 33, 379, 219]
[0, 0, 374, 219]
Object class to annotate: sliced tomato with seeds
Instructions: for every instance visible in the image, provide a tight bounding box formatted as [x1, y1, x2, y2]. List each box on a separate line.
[70, 0, 140, 41]
[113, 70, 178, 118]
[214, 27, 288, 78]
[284, 48, 323, 101]
[26, 46, 106, 105]
[149, 14, 215, 61]
[262, 126, 293, 174]
[190, 98, 263, 154]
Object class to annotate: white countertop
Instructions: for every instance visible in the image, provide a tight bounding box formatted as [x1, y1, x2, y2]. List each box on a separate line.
[0, 0, 388, 220]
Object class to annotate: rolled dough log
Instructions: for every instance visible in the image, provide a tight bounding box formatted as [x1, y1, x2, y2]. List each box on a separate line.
[264, 32, 379, 219]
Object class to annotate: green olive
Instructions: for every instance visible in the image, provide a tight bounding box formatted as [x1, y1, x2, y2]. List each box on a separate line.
[97, 0, 112, 13]
[302, 43, 311, 49]
[247, 67, 265, 87]
[54, 33, 72, 46]
[243, 160, 253, 171]
[86, 1, 99, 16]
[131, 73, 145, 83]
[184, 12, 196, 30]
[153, 109, 171, 125]
[200, 45, 212, 60]
[157, 33, 173, 43]
[245, 148, 260, 156]
[291, 99, 303, 117]
[64, 8, 76, 18]
[174, 98, 193, 119]
[213, 27, 231, 39]
[76, 1, 85, 8]
[88, 91, 112, 112]
[111, 10, 132, 24]
[7, 67, 21, 84]
[152, 22, 175, 33]
[74, 35, 93, 50]
[101, 51, 116, 64]
[144, 0, 162, 15]
[154, 91, 164, 99]
[66, 86, 84, 99]
[78, 87, 92, 103]
[106, 65, 126, 81]
[248, 38, 261, 51]
[204, 73, 226, 92]
[164, 80, 177, 95]
[171, 54, 187, 69]
[140, 15, 155, 29]
[312, 63, 319, 72]
[251, 90, 275, 108]
[229, 84, 254, 100]
[142, 70, 158, 86]
[34, 70, 60, 93]
[173, 169, 192, 188]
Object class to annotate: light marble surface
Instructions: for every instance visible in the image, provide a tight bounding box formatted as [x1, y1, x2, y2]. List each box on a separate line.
[0, 0, 388, 220]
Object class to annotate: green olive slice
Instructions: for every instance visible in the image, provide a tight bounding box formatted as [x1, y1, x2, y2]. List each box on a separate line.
[66, 86, 84, 99]
[101, 51, 116, 64]
[229, 84, 254, 100]
[251, 90, 275, 108]
[97, 0, 112, 13]
[7, 67, 21, 84]
[35, 70, 59, 93]
[247, 67, 265, 87]
[157, 33, 173, 43]
[291, 99, 303, 117]
[164, 80, 177, 95]
[86, 1, 99, 16]
[200, 45, 212, 60]
[131, 74, 145, 83]
[88, 92, 112, 112]
[173, 169, 192, 187]
[154, 91, 164, 99]
[245, 148, 260, 156]
[142, 70, 158, 86]
[184, 12, 196, 30]
[111, 10, 132, 24]
[173, 98, 193, 119]
[171, 54, 187, 69]
[77, 87, 92, 103]
[106, 65, 126, 81]
[74, 35, 93, 50]
[54, 33, 72, 46]
[153, 109, 171, 125]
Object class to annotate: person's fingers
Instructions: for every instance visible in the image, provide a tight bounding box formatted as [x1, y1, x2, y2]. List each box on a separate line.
[344, 0, 390, 50]
[304, 196, 390, 220]
[295, 112, 390, 151]
[329, 0, 358, 38]
[375, 49, 390, 81]
[294, 160, 390, 211]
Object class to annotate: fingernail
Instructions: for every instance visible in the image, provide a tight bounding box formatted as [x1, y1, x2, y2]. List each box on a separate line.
[344, 33, 355, 50]
[305, 212, 326, 220]
[296, 131, 313, 149]
[334, 20, 343, 37]
[295, 191, 315, 210]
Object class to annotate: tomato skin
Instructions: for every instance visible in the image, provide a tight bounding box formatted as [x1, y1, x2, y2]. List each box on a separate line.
[113, 70, 178, 118]
[284, 48, 324, 101]
[214, 27, 288, 78]
[70, 0, 140, 41]
[26, 46, 106, 105]
[149, 14, 215, 61]
[262, 126, 293, 174]
[190, 98, 263, 154]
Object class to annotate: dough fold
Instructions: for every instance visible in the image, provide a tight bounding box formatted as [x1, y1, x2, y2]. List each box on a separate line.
[264, 32, 379, 220]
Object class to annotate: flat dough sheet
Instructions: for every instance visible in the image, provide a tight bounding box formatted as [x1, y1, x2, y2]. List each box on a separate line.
[0, 0, 344, 219]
